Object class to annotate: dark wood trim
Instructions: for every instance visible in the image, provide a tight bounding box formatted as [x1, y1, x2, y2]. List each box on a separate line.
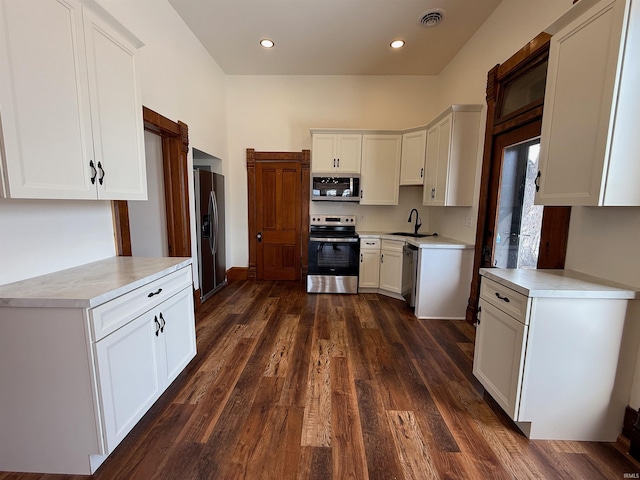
[246, 149, 257, 280]
[466, 32, 570, 325]
[623, 405, 638, 440]
[226, 267, 249, 282]
[193, 288, 202, 313]
[112, 200, 132, 256]
[301, 150, 310, 277]
[246, 149, 310, 281]
[113, 106, 191, 259]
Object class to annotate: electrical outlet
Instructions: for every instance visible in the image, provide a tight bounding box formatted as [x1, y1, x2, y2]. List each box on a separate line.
[464, 214, 473, 228]
[359, 214, 365, 222]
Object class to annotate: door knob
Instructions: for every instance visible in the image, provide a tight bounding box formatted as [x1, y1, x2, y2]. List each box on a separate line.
[257, 232, 262, 243]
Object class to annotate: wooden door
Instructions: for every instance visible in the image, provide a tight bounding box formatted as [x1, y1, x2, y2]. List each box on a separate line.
[247, 150, 310, 281]
[466, 33, 571, 325]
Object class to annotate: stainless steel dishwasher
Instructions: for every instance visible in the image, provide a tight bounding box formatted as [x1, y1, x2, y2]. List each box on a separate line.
[402, 243, 419, 307]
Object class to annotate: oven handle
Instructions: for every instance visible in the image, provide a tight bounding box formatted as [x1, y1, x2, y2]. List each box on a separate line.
[309, 237, 359, 243]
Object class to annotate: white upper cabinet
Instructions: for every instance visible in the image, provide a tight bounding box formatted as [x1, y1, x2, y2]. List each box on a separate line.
[422, 105, 482, 207]
[360, 134, 402, 205]
[536, 0, 640, 206]
[0, 0, 146, 200]
[311, 132, 362, 174]
[400, 128, 427, 185]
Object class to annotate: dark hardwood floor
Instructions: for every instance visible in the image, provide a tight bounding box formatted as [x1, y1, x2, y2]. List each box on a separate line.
[1, 280, 639, 479]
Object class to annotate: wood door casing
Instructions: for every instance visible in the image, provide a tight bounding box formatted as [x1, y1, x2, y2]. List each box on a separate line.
[112, 107, 191, 259]
[466, 33, 571, 325]
[247, 149, 310, 281]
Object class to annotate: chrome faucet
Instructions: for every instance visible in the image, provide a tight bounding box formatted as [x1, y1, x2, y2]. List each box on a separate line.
[408, 208, 421, 235]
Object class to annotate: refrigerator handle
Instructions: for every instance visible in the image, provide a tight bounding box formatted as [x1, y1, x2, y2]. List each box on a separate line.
[210, 190, 220, 255]
[208, 191, 215, 254]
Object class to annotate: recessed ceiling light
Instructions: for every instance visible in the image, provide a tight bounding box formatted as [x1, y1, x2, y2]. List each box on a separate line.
[390, 39, 405, 49]
[260, 39, 274, 48]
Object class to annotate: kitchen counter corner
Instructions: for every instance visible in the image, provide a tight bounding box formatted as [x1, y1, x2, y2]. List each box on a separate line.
[0, 257, 192, 308]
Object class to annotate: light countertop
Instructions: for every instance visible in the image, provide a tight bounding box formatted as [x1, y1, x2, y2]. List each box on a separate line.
[0, 257, 192, 308]
[357, 231, 473, 249]
[480, 268, 639, 299]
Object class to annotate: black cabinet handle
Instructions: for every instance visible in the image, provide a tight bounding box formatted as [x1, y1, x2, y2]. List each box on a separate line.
[420, 167, 424, 178]
[159, 313, 165, 333]
[474, 306, 481, 326]
[360, 253, 363, 262]
[148, 288, 163, 298]
[535, 171, 541, 192]
[154, 316, 160, 336]
[97, 161, 105, 185]
[381, 254, 384, 263]
[89, 160, 97, 185]
[495, 292, 510, 303]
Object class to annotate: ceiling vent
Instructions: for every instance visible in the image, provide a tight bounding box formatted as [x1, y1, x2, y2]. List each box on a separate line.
[418, 9, 445, 28]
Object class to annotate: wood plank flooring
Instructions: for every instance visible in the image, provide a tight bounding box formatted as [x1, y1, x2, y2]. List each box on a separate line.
[1, 280, 639, 479]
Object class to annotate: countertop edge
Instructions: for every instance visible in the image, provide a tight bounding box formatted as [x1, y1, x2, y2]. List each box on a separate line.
[480, 268, 640, 299]
[357, 232, 473, 249]
[0, 257, 193, 308]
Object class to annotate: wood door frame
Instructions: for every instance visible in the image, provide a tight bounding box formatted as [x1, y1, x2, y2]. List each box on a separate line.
[246, 149, 310, 280]
[112, 106, 191, 259]
[465, 32, 571, 325]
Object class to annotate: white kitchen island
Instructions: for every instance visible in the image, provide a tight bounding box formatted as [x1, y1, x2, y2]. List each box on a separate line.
[0, 257, 196, 474]
[474, 268, 639, 441]
[357, 232, 473, 319]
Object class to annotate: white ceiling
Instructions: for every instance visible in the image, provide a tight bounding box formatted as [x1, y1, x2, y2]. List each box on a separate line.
[167, 0, 503, 75]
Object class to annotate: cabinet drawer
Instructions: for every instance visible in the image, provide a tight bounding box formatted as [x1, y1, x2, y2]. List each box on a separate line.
[381, 239, 404, 252]
[360, 238, 380, 250]
[90, 266, 192, 342]
[480, 277, 530, 324]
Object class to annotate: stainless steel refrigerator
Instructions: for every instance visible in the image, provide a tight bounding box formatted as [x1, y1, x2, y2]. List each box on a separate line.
[194, 169, 226, 302]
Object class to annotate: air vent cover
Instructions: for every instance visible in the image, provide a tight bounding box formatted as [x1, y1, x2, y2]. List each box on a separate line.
[418, 9, 445, 28]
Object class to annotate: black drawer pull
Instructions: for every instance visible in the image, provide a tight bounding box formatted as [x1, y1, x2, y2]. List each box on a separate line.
[148, 288, 163, 298]
[495, 292, 510, 303]
[154, 316, 160, 336]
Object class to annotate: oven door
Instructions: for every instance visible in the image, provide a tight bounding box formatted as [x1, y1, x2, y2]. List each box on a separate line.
[307, 236, 359, 293]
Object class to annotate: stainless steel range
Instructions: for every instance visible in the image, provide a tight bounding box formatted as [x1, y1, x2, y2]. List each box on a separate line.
[307, 214, 359, 294]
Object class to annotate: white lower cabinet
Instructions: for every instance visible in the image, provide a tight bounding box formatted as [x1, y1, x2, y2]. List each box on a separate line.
[359, 238, 381, 288]
[473, 298, 528, 419]
[0, 258, 195, 475]
[473, 270, 638, 441]
[95, 286, 194, 453]
[379, 239, 404, 294]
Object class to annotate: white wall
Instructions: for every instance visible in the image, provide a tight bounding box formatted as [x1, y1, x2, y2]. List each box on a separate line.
[225, 75, 440, 267]
[0, 199, 114, 285]
[97, 0, 229, 290]
[430, 0, 575, 244]
[0, 0, 228, 287]
[433, 0, 640, 408]
[128, 131, 169, 257]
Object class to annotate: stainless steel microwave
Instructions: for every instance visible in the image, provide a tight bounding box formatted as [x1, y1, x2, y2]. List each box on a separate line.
[311, 176, 360, 202]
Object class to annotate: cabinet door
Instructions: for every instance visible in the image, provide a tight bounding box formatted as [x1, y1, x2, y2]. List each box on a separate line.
[360, 134, 402, 205]
[0, 0, 95, 199]
[400, 130, 427, 185]
[311, 134, 337, 173]
[379, 248, 403, 293]
[336, 134, 362, 174]
[359, 248, 380, 288]
[83, 6, 146, 200]
[158, 288, 196, 383]
[433, 115, 452, 205]
[423, 124, 440, 205]
[536, 0, 624, 206]
[472, 299, 528, 420]
[95, 311, 163, 453]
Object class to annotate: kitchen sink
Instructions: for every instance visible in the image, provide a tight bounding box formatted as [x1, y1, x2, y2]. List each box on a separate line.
[388, 232, 432, 238]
